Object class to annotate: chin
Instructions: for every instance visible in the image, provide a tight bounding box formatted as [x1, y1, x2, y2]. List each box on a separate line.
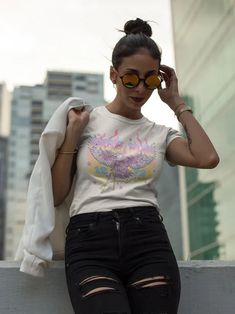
[129, 96, 146, 106]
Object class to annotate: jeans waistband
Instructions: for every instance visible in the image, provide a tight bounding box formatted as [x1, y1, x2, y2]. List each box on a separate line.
[69, 206, 161, 224]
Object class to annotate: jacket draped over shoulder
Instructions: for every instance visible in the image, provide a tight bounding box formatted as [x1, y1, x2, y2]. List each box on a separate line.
[14, 97, 93, 277]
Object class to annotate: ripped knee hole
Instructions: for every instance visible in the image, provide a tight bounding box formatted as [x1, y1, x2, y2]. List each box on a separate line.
[129, 275, 170, 288]
[78, 275, 119, 298]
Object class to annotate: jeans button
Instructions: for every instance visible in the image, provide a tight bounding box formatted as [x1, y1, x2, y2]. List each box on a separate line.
[134, 216, 142, 224]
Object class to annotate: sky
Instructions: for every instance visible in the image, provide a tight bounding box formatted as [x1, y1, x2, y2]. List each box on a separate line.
[0, 0, 179, 129]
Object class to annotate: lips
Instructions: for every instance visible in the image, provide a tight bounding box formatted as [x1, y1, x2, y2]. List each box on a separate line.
[130, 97, 145, 103]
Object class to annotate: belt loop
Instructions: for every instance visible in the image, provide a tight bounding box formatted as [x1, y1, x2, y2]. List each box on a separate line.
[112, 209, 119, 221]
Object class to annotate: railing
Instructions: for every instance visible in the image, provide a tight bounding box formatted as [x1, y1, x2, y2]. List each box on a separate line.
[0, 260, 235, 314]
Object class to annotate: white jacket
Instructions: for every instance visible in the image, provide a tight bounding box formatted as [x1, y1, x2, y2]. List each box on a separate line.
[14, 97, 94, 277]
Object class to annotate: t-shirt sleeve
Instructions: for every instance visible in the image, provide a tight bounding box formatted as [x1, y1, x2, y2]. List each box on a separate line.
[165, 127, 183, 167]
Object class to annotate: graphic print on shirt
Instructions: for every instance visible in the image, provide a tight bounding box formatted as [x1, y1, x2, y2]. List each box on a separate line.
[87, 129, 157, 191]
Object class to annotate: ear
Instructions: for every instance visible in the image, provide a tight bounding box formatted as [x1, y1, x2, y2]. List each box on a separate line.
[110, 66, 118, 84]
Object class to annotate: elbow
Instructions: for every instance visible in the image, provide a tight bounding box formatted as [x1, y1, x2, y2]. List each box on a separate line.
[52, 187, 62, 207]
[53, 190, 67, 207]
[208, 154, 220, 168]
[199, 154, 220, 169]
[53, 196, 63, 207]
[53, 188, 71, 207]
[54, 197, 68, 207]
[52, 181, 70, 207]
[54, 200, 62, 207]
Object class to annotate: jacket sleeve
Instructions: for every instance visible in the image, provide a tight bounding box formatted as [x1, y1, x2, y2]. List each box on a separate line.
[14, 97, 93, 277]
[14, 133, 62, 277]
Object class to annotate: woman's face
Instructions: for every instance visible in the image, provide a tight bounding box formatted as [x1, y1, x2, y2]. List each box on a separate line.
[110, 49, 160, 113]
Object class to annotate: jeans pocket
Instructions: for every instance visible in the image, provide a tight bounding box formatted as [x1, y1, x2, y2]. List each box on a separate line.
[66, 221, 97, 242]
[136, 211, 162, 226]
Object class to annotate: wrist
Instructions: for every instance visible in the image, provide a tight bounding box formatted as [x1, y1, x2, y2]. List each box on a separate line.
[59, 140, 78, 153]
[62, 124, 84, 150]
[58, 148, 78, 155]
[176, 105, 193, 120]
[165, 96, 185, 111]
[67, 121, 85, 134]
[173, 102, 186, 114]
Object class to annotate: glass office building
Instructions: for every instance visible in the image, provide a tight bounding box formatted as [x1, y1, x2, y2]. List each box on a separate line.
[0, 136, 7, 259]
[157, 162, 183, 259]
[171, 0, 235, 259]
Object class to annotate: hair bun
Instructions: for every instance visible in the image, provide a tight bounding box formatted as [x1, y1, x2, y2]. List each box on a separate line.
[124, 18, 152, 37]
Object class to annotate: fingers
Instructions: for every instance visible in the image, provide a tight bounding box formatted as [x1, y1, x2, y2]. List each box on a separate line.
[160, 64, 178, 85]
[74, 106, 85, 112]
[160, 71, 171, 88]
[160, 71, 169, 82]
[160, 64, 175, 74]
[70, 106, 85, 114]
[160, 64, 176, 77]
[67, 106, 90, 128]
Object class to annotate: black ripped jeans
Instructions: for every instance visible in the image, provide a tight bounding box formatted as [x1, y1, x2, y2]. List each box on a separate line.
[65, 206, 181, 314]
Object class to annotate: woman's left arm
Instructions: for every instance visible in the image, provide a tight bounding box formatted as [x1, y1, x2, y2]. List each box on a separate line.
[159, 64, 220, 169]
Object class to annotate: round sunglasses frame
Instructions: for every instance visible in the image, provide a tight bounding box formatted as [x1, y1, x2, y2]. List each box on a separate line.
[119, 73, 163, 90]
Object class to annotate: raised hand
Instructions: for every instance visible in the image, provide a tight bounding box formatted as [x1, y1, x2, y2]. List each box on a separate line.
[67, 107, 90, 130]
[158, 64, 183, 111]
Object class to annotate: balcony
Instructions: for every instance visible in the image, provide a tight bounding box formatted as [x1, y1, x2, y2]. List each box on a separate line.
[0, 260, 234, 313]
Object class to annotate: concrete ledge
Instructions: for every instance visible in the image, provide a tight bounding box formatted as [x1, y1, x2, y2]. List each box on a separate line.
[0, 261, 235, 313]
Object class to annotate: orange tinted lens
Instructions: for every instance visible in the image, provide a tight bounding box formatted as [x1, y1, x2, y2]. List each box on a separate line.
[122, 74, 139, 88]
[145, 74, 162, 89]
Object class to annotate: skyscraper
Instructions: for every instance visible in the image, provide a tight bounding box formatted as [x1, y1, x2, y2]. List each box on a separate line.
[44, 71, 104, 120]
[0, 82, 11, 136]
[0, 82, 11, 259]
[0, 136, 7, 259]
[171, 0, 235, 259]
[5, 84, 46, 259]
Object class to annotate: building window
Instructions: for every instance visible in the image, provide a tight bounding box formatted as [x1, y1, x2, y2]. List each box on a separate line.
[76, 86, 86, 91]
[75, 75, 86, 81]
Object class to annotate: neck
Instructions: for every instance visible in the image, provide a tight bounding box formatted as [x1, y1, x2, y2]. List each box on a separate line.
[106, 96, 143, 120]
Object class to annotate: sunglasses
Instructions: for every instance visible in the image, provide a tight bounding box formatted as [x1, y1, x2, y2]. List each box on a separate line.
[119, 72, 163, 90]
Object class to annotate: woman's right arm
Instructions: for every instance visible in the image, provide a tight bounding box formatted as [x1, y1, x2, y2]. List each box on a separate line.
[51, 107, 90, 206]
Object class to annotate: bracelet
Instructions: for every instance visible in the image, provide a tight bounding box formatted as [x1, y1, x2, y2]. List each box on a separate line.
[58, 148, 78, 154]
[174, 102, 186, 115]
[176, 106, 193, 120]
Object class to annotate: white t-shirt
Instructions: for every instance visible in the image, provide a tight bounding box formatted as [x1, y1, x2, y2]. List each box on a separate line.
[69, 105, 183, 216]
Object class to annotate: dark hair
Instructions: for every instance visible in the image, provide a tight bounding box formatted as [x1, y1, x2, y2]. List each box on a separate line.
[112, 18, 162, 69]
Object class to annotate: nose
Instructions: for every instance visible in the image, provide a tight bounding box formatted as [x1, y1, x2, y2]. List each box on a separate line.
[135, 80, 146, 93]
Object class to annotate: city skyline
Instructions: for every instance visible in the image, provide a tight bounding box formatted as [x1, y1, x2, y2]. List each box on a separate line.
[0, 0, 180, 129]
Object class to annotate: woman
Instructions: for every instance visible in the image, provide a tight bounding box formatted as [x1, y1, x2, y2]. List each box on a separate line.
[51, 18, 219, 314]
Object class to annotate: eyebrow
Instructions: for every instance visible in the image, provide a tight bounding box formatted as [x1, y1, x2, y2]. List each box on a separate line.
[124, 68, 158, 75]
